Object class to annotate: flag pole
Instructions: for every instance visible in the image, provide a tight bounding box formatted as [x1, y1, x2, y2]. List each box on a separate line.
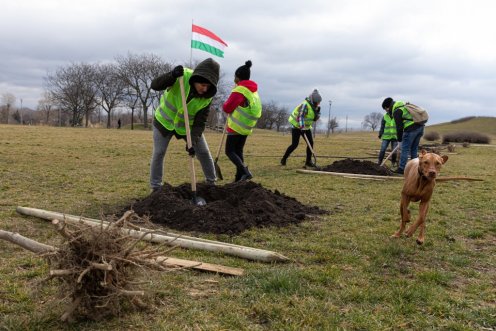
[189, 19, 193, 67]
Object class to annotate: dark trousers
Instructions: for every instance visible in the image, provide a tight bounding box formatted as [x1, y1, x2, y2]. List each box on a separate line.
[225, 134, 248, 181]
[282, 128, 313, 163]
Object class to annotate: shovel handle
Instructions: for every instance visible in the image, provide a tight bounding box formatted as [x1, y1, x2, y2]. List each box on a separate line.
[380, 144, 400, 167]
[215, 119, 229, 159]
[301, 131, 317, 158]
[178, 76, 197, 192]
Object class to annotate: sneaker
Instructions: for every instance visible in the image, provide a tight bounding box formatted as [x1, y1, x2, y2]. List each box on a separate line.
[394, 168, 404, 175]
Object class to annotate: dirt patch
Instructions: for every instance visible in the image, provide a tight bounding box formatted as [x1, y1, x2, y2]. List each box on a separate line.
[125, 181, 328, 235]
[320, 158, 393, 176]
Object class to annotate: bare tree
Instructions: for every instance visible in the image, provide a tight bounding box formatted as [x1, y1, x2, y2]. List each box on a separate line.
[1, 93, 16, 124]
[45, 63, 98, 127]
[274, 106, 289, 132]
[327, 117, 339, 136]
[94, 63, 126, 128]
[362, 112, 383, 131]
[116, 53, 170, 129]
[37, 92, 54, 125]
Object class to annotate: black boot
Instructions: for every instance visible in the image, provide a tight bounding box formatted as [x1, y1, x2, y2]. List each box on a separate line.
[280, 157, 287, 166]
[240, 166, 253, 181]
[234, 170, 242, 182]
[304, 161, 317, 169]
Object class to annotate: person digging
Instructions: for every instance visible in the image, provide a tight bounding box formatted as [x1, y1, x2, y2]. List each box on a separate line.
[149, 58, 219, 192]
[281, 89, 322, 168]
[377, 104, 398, 168]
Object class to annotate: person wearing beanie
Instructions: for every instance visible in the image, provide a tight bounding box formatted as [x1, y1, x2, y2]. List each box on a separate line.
[281, 89, 322, 168]
[381, 97, 425, 174]
[222, 60, 262, 182]
[149, 58, 220, 191]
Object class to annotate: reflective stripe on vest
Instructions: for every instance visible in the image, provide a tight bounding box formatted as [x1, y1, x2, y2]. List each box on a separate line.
[392, 101, 414, 130]
[154, 68, 212, 135]
[288, 100, 315, 129]
[227, 86, 262, 135]
[382, 113, 397, 140]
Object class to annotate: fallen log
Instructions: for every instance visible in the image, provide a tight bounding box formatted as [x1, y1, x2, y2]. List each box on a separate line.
[0, 229, 55, 253]
[296, 169, 403, 180]
[296, 169, 483, 182]
[0, 228, 244, 276]
[16, 206, 289, 263]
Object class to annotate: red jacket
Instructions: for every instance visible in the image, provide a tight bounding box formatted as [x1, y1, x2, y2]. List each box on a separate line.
[222, 80, 258, 133]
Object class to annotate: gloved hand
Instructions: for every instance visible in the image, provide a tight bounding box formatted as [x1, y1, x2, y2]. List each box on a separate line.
[186, 145, 195, 157]
[172, 65, 184, 78]
[378, 134, 382, 139]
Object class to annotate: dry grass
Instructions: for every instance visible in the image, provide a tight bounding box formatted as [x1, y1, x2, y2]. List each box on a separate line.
[0, 124, 495, 330]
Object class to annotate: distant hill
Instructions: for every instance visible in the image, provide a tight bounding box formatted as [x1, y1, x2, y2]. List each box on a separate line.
[426, 116, 496, 138]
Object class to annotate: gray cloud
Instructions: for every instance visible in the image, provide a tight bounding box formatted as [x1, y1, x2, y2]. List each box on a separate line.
[1, 0, 495, 128]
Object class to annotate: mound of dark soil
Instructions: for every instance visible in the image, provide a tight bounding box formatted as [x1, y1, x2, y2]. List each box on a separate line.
[320, 158, 393, 176]
[126, 181, 327, 235]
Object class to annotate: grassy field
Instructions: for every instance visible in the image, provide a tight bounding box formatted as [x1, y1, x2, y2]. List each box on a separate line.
[0, 123, 495, 330]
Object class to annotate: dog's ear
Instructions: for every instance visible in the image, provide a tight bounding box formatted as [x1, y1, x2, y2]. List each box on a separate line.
[441, 155, 448, 164]
[419, 149, 427, 158]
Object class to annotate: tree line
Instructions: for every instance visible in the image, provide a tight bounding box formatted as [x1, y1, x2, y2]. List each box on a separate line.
[1, 53, 293, 131]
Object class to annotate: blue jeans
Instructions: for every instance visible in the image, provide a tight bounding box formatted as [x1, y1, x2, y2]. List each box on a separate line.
[150, 126, 216, 190]
[378, 140, 398, 165]
[399, 125, 424, 170]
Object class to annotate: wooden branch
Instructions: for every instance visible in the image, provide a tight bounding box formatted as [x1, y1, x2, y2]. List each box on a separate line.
[296, 169, 483, 182]
[0, 230, 56, 253]
[153, 256, 244, 276]
[50, 269, 78, 277]
[89, 262, 113, 271]
[16, 207, 290, 263]
[52, 219, 72, 239]
[296, 169, 403, 180]
[435, 176, 483, 182]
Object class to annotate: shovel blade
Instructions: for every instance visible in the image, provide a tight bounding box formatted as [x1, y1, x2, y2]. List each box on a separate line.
[192, 193, 207, 206]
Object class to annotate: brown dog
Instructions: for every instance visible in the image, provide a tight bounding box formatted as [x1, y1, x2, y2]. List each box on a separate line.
[392, 150, 448, 244]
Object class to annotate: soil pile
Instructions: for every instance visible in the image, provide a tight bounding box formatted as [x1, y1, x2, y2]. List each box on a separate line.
[320, 158, 393, 176]
[127, 181, 327, 235]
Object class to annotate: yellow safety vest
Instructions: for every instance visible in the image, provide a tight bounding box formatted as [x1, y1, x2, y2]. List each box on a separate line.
[288, 100, 315, 129]
[227, 85, 262, 135]
[154, 69, 212, 135]
[382, 113, 397, 140]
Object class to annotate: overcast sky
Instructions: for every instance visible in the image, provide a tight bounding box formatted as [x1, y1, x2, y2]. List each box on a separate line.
[1, 0, 495, 128]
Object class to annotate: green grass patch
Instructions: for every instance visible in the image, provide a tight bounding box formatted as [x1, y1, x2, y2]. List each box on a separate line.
[0, 124, 494, 330]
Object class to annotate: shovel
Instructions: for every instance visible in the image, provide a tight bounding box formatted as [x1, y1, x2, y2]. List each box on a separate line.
[213, 120, 228, 180]
[178, 76, 206, 206]
[301, 131, 317, 166]
[380, 144, 400, 167]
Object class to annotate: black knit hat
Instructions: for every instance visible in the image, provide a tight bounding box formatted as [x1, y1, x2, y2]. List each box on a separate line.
[382, 97, 393, 110]
[235, 60, 252, 80]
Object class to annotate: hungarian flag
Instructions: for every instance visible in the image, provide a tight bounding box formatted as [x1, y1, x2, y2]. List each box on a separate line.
[191, 24, 228, 58]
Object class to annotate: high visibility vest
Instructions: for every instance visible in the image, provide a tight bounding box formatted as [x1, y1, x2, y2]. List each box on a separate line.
[392, 101, 414, 130]
[227, 85, 262, 135]
[154, 69, 212, 136]
[288, 100, 315, 129]
[382, 113, 397, 140]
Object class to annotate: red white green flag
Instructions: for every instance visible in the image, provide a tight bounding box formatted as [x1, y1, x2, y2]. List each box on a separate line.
[191, 24, 228, 58]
